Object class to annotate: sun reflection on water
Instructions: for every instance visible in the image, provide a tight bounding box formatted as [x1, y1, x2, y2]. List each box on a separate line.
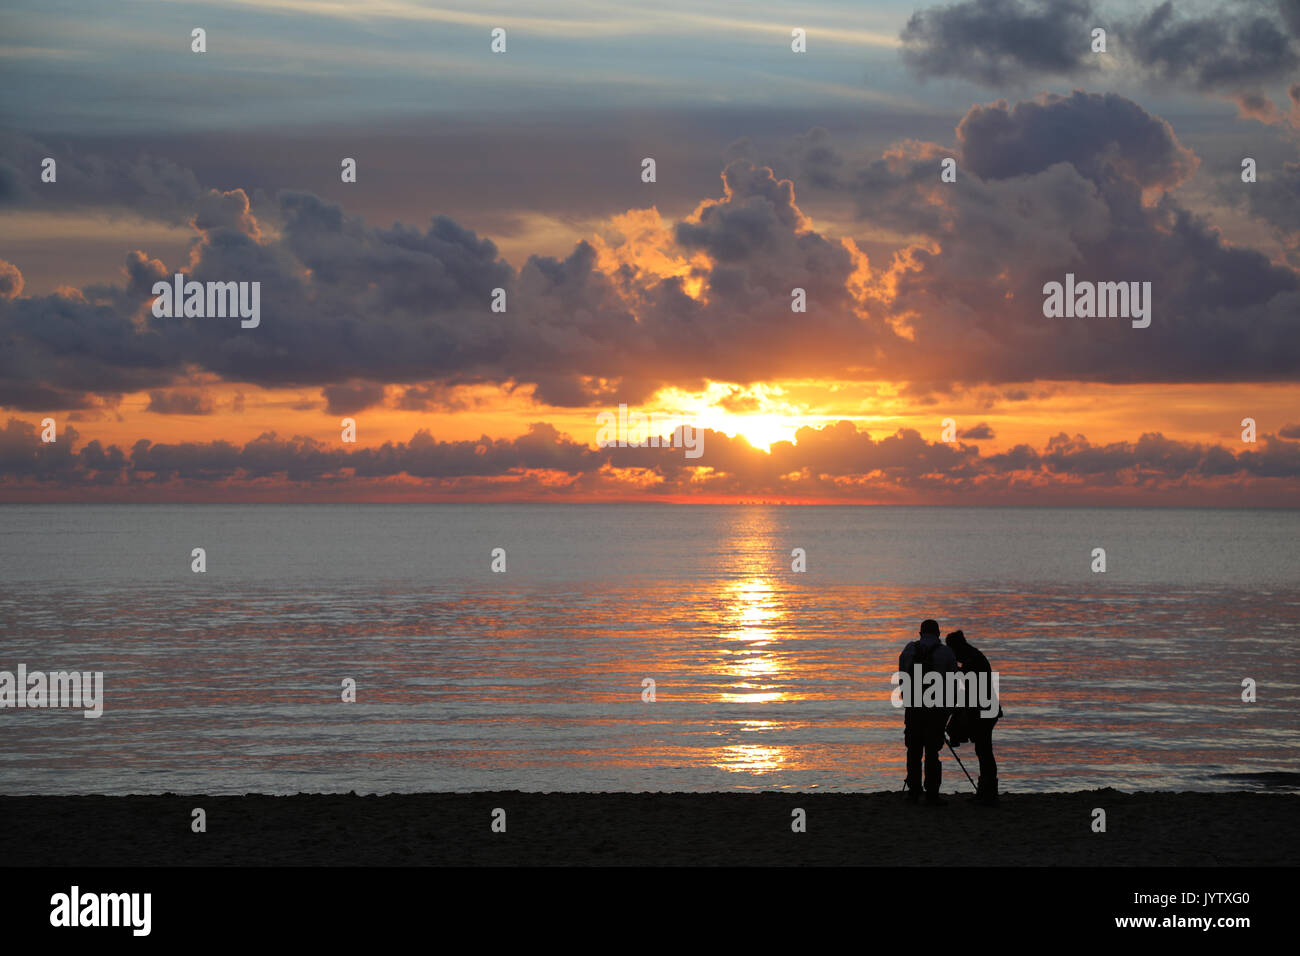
[709, 513, 798, 773]
[717, 576, 786, 704]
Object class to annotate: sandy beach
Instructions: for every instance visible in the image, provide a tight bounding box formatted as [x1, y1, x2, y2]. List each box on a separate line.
[2, 789, 1294, 867]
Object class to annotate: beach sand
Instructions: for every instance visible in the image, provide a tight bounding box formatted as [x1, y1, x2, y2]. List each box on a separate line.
[2, 790, 1294, 866]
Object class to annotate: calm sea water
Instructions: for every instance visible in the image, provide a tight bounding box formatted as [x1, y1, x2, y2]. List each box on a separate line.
[0, 504, 1297, 795]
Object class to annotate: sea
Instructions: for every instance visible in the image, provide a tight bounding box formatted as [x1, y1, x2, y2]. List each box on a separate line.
[0, 504, 1296, 794]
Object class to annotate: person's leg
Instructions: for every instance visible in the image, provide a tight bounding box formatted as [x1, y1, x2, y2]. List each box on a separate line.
[904, 720, 922, 800]
[923, 714, 944, 798]
[972, 719, 997, 800]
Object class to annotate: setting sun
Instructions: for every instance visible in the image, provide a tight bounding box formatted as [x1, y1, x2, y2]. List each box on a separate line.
[719, 414, 797, 452]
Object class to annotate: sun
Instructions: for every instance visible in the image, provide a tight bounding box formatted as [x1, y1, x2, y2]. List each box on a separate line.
[649, 385, 803, 453]
[727, 414, 797, 453]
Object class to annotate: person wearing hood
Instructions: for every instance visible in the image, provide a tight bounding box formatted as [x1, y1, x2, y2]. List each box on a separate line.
[945, 629, 1001, 805]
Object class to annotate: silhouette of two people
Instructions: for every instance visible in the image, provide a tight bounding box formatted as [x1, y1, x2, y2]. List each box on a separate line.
[899, 620, 1000, 806]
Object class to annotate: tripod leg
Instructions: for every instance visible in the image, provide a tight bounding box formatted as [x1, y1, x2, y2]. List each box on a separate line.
[946, 742, 978, 791]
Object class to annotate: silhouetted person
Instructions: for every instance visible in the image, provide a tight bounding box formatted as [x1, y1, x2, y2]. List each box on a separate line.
[899, 619, 956, 805]
[945, 629, 1001, 805]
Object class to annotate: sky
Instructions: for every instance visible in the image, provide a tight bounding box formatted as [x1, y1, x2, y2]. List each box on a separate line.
[1, 0, 1299, 503]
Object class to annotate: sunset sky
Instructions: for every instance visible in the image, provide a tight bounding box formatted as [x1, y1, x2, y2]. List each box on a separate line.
[2, 0, 1299, 503]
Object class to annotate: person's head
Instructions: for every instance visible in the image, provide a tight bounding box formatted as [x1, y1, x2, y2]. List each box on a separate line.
[945, 629, 968, 660]
[919, 619, 940, 638]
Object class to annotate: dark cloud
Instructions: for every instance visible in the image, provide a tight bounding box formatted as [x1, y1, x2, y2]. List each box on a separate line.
[676, 161, 806, 259]
[900, 0, 1100, 87]
[0, 114, 781, 250]
[1283, 0, 1300, 36]
[0, 280, 177, 410]
[1, 92, 1298, 410]
[0, 382, 106, 413]
[899, 0, 1300, 110]
[321, 381, 387, 416]
[1243, 160, 1300, 263]
[394, 383, 476, 412]
[0, 419, 85, 481]
[0, 132, 202, 223]
[956, 91, 1198, 188]
[959, 422, 996, 439]
[128, 435, 243, 482]
[145, 390, 213, 415]
[793, 92, 1300, 387]
[1278, 422, 1300, 438]
[198, 164, 874, 404]
[1231, 88, 1284, 122]
[193, 189, 260, 238]
[352, 423, 600, 480]
[2, 418, 1298, 502]
[1130, 1, 1299, 92]
[785, 128, 842, 189]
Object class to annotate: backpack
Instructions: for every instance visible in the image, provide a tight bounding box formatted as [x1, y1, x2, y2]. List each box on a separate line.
[909, 639, 939, 678]
[903, 639, 942, 714]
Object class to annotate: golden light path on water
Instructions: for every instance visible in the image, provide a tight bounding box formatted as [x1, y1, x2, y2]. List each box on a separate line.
[711, 507, 793, 775]
[712, 577, 789, 773]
